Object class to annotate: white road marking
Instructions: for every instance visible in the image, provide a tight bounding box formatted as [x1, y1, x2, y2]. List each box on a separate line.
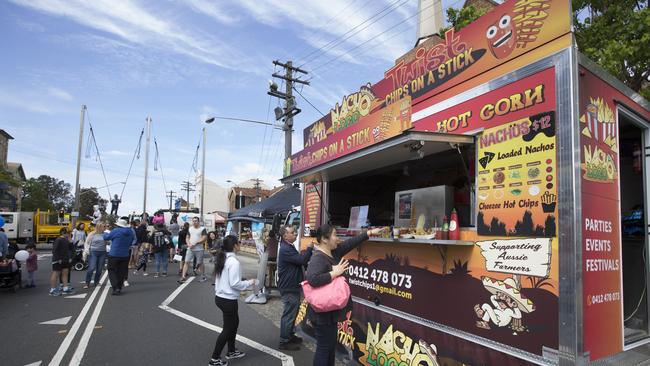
[159, 278, 295, 366]
[48, 271, 108, 366]
[24, 361, 42, 366]
[65, 293, 87, 299]
[69, 280, 111, 366]
[39, 317, 71, 326]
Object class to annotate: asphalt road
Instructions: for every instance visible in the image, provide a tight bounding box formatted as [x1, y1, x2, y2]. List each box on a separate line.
[1, 250, 317, 366]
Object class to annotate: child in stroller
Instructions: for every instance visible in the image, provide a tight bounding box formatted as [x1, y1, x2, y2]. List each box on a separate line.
[0, 256, 21, 292]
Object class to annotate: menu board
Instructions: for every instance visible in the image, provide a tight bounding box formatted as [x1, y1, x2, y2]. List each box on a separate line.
[303, 182, 322, 234]
[477, 112, 558, 237]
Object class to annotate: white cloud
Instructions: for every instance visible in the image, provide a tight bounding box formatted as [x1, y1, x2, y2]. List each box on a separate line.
[105, 150, 129, 156]
[184, 0, 240, 25]
[0, 90, 54, 114]
[234, 0, 416, 65]
[48, 87, 73, 101]
[9, 0, 265, 75]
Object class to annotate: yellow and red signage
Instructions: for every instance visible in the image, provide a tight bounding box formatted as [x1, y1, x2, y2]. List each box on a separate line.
[288, 97, 412, 175]
[294, 0, 570, 176]
[578, 68, 650, 361]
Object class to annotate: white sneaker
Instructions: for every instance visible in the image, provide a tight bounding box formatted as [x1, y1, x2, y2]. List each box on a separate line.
[123, 281, 130, 287]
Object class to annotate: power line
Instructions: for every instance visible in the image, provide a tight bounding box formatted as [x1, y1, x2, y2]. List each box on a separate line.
[309, 0, 457, 74]
[85, 109, 113, 198]
[293, 86, 326, 117]
[288, 0, 365, 60]
[297, 0, 409, 68]
[120, 128, 144, 200]
[307, 0, 462, 81]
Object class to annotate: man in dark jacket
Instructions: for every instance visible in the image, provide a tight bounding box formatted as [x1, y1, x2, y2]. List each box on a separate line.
[277, 225, 313, 351]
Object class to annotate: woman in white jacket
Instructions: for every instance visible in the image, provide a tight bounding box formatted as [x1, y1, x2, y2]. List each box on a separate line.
[209, 235, 258, 366]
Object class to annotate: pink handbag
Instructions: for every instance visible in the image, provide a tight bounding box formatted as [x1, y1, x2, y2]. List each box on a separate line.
[301, 276, 351, 313]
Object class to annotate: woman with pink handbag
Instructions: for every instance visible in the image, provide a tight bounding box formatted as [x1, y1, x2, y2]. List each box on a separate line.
[304, 224, 384, 366]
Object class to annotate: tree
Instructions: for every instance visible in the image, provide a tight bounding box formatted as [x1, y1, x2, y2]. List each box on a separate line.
[438, 5, 489, 36]
[78, 187, 107, 220]
[21, 175, 73, 212]
[573, 0, 650, 99]
[0, 167, 20, 187]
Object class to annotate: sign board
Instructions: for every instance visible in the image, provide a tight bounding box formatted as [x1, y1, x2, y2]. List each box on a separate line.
[288, 97, 412, 176]
[579, 68, 624, 361]
[302, 182, 322, 232]
[476, 238, 552, 278]
[299, 0, 571, 152]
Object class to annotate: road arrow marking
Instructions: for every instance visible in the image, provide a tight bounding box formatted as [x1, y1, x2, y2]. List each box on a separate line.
[49, 271, 108, 366]
[39, 317, 71, 325]
[24, 361, 42, 366]
[159, 278, 295, 366]
[65, 294, 87, 299]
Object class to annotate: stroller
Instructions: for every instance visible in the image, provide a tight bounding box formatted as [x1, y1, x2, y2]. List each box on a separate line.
[71, 246, 88, 271]
[0, 258, 21, 292]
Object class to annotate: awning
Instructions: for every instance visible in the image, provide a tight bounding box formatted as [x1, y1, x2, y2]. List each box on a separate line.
[228, 186, 301, 222]
[214, 213, 226, 224]
[281, 131, 474, 184]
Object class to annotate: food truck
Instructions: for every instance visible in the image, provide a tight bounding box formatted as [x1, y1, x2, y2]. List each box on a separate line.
[281, 0, 650, 364]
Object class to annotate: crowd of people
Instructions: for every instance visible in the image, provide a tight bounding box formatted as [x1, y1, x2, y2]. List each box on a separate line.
[46, 214, 223, 296]
[29, 209, 386, 366]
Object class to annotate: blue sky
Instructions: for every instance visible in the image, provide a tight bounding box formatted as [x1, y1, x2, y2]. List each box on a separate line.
[1, 0, 461, 214]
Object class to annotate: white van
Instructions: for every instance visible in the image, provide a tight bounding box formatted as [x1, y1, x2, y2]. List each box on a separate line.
[0, 212, 34, 242]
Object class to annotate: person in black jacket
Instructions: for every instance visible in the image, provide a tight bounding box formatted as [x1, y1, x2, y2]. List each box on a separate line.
[305, 224, 384, 366]
[49, 227, 74, 296]
[277, 225, 313, 351]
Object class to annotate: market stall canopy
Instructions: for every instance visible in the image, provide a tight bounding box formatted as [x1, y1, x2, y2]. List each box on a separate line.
[213, 213, 226, 224]
[282, 131, 474, 184]
[228, 186, 301, 222]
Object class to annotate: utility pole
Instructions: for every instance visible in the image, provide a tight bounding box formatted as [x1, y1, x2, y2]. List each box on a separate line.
[200, 127, 207, 220]
[143, 117, 152, 217]
[252, 178, 263, 201]
[72, 104, 87, 228]
[181, 181, 195, 210]
[269, 60, 309, 186]
[166, 190, 176, 211]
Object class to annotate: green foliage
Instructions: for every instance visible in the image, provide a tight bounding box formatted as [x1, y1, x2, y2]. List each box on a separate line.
[573, 0, 650, 99]
[78, 187, 107, 219]
[438, 5, 488, 36]
[0, 168, 20, 187]
[21, 175, 73, 212]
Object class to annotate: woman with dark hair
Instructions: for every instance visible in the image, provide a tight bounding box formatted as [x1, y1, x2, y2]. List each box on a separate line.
[177, 222, 190, 275]
[305, 224, 384, 366]
[209, 235, 258, 366]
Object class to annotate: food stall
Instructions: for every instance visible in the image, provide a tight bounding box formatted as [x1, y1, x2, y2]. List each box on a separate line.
[282, 0, 650, 365]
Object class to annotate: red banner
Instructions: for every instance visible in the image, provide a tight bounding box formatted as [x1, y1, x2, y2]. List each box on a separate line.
[300, 0, 571, 152]
[579, 68, 624, 361]
[302, 182, 322, 233]
[412, 67, 555, 134]
[288, 97, 412, 176]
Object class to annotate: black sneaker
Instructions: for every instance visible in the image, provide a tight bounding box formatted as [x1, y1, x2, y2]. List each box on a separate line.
[208, 358, 227, 366]
[290, 335, 303, 344]
[177, 278, 186, 284]
[225, 350, 246, 359]
[279, 342, 300, 351]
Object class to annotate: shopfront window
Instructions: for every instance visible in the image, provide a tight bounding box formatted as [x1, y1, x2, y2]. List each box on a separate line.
[620, 109, 650, 345]
[327, 144, 475, 230]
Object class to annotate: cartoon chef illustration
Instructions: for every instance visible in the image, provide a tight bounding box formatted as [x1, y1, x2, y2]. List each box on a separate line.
[486, 0, 551, 59]
[474, 276, 535, 333]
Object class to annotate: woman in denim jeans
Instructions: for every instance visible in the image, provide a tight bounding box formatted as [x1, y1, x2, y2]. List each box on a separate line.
[83, 222, 107, 289]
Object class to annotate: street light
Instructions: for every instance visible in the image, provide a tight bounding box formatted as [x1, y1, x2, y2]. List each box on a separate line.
[200, 118, 214, 222]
